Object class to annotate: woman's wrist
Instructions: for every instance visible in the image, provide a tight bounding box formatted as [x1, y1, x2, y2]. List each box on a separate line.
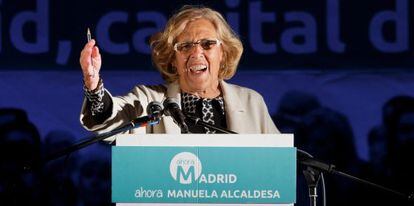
[83, 76, 101, 91]
[83, 78, 105, 116]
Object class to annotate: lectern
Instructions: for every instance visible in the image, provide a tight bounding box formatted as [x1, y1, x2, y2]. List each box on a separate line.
[112, 134, 296, 205]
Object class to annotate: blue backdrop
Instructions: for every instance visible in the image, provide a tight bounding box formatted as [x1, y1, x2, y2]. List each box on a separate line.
[1, 70, 413, 161]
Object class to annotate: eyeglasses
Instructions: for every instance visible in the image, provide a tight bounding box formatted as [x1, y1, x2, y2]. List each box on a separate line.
[173, 38, 222, 53]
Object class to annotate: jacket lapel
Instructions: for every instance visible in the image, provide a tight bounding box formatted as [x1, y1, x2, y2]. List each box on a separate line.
[163, 81, 182, 134]
[220, 81, 245, 133]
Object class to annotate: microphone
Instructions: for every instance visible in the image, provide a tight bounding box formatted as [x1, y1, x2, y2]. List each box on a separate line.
[130, 101, 163, 128]
[163, 98, 189, 133]
[297, 149, 336, 173]
[147, 101, 163, 119]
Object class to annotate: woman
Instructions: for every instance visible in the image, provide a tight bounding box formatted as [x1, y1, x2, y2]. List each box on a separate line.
[79, 5, 279, 139]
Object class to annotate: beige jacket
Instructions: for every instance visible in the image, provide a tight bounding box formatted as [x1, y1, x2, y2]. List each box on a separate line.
[80, 81, 279, 141]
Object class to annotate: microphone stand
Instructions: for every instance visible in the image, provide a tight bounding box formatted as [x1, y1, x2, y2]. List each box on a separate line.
[298, 151, 414, 205]
[184, 114, 237, 134]
[183, 113, 414, 205]
[302, 165, 322, 206]
[24, 114, 161, 171]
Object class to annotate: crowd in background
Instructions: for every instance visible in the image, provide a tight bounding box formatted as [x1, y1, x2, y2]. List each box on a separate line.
[273, 92, 414, 205]
[0, 109, 111, 206]
[1, 93, 413, 205]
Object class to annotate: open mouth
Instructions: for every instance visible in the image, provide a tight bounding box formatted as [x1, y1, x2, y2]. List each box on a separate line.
[188, 65, 208, 74]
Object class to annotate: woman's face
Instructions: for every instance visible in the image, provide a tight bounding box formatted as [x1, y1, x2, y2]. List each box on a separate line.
[172, 18, 223, 96]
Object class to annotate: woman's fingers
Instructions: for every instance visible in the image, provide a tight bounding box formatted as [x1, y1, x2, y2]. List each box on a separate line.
[80, 39, 101, 90]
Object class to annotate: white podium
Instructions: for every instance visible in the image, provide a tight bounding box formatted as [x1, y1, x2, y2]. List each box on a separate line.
[113, 134, 296, 206]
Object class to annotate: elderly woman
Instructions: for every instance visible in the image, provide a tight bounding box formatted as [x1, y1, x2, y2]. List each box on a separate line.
[79, 5, 279, 136]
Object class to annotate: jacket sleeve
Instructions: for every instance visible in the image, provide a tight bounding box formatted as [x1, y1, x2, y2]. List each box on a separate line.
[79, 85, 166, 140]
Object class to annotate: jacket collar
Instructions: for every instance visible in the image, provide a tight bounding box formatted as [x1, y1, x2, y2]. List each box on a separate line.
[162, 81, 182, 134]
[166, 81, 181, 103]
[220, 80, 245, 113]
[220, 80, 245, 133]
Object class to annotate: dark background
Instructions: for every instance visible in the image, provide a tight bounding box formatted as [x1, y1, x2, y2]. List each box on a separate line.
[1, 0, 414, 205]
[1, 0, 414, 70]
